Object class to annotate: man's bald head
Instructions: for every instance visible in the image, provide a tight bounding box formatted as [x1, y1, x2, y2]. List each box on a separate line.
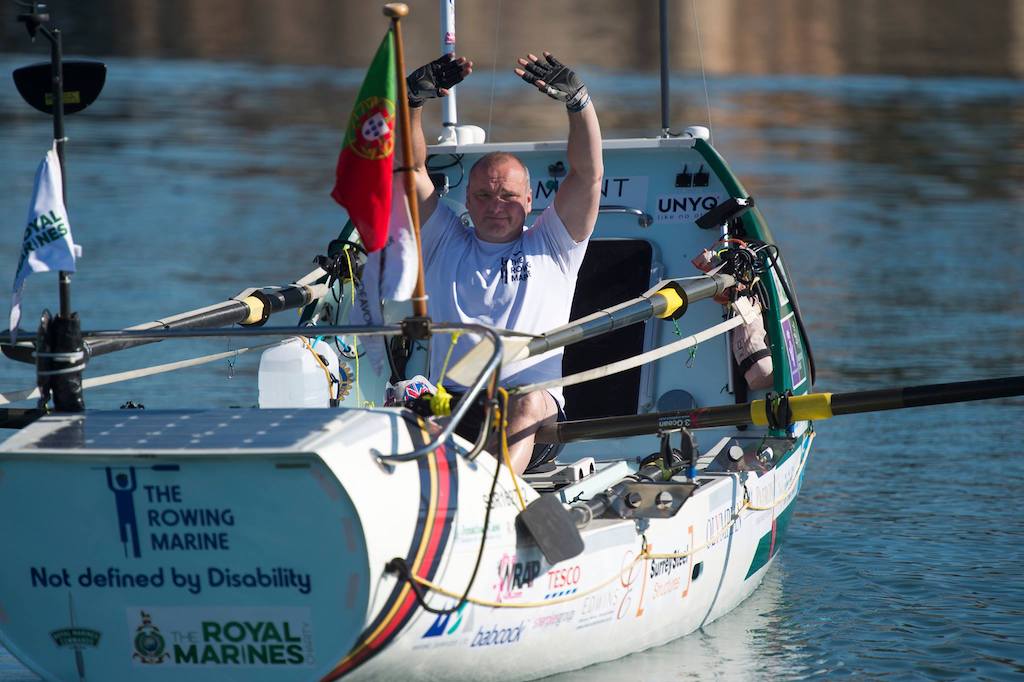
[464, 152, 534, 243]
[468, 152, 531, 193]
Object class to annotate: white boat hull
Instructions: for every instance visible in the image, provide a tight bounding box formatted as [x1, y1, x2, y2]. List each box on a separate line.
[0, 408, 810, 681]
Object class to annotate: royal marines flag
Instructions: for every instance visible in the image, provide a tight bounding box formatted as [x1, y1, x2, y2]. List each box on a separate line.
[331, 30, 397, 253]
[10, 144, 81, 339]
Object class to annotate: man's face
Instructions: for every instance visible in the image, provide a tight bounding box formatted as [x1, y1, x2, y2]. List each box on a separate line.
[465, 158, 532, 243]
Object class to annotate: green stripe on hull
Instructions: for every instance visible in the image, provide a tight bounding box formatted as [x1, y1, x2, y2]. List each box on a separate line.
[744, 496, 798, 579]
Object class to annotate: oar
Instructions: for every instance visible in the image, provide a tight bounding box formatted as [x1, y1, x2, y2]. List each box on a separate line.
[536, 375, 1024, 443]
[1, 274, 328, 363]
[445, 273, 735, 386]
[87, 280, 328, 357]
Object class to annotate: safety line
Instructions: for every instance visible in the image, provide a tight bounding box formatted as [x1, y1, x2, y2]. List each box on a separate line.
[0, 344, 275, 405]
[513, 313, 747, 395]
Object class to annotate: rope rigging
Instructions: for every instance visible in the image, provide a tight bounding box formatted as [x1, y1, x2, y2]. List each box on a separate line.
[388, 431, 813, 611]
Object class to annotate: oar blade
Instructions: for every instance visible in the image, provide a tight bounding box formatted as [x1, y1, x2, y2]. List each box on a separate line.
[516, 494, 584, 565]
[13, 59, 106, 115]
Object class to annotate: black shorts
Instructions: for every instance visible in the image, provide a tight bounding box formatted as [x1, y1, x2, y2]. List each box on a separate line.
[451, 391, 566, 473]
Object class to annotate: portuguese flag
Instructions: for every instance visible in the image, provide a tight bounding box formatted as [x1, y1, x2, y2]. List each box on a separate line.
[331, 31, 397, 253]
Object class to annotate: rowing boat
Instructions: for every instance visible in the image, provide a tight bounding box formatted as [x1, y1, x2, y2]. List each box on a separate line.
[1, 3, 1021, 681]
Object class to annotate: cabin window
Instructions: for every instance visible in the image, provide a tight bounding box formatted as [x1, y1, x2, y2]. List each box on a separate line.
[563, 239, 653, 420]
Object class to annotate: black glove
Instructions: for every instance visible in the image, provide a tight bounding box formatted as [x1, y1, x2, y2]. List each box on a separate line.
[518, 53, 590, 112]
[406, 54, 466, 108]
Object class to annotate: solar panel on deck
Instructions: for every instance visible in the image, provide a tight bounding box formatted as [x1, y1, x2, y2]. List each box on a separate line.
[6, 410, 344, 451]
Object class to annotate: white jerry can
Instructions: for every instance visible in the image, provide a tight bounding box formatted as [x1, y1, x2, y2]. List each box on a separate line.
[258, 336, 340, 408]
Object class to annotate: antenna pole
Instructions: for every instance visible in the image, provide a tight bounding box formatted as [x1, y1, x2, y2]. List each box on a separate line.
[16, 4, 85, 412]
[44, 25, 73, 319]
[659, 0, 671, 136]
[440, 0, 457, 137]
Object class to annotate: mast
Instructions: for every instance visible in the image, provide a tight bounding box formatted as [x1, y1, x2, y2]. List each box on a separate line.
[385, 3, 429, 318]
[659, 0, 671, 137]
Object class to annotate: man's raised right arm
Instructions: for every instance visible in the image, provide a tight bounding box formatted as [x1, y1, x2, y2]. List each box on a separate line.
[406, 54, 472, 223]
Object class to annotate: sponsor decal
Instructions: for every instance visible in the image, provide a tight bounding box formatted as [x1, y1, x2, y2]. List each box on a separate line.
[482, 489, 522, 509]
[652, 576, 681, 599]
[642, 532, 698, 603]
[469, 622, 525, 647]
[493, 554, 541, 603]
[545, 564, 581, 599]
[128, 607, 315, 667]
[576, 591, 617, 630]
[106, 467, 142, 558]
[617, 548, 648, 620]
[29, 565, 311, 597]
[455, 519, 511, 545]
[657, 414, 694, 430]
[707, 505, 741, 550]
[781, 316, 806, 388]
[51, 598, 101, 675]
[654, 193, 721, 224]
[17, 469, 313, 598]
[532, 610, 575, 630]
[132, 611, 169, 664]
[413, 602, 477, 650]
[102, 467, 236, 559]
[421, 602, 467, 638]
[51, 626, 101, 649]
[649, 551, 688, 579]
[533, 175, 649, 211]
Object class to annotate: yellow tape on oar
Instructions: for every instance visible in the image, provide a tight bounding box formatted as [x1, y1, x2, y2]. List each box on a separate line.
[653, 288, 684, 319]
[240, 296, 266, 325]
[750, 393, 834, 426]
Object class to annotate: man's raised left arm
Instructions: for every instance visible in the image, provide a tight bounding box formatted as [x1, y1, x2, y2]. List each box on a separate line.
[515, 52, 603, 243]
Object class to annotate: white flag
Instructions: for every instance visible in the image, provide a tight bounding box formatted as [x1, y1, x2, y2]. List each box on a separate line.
[349, 190, 420, 374]
[10, 144, 81, 338]
[377, 190, 419, 303]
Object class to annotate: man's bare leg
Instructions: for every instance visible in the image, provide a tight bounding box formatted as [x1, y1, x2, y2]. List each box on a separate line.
[497, 390, 559, 475]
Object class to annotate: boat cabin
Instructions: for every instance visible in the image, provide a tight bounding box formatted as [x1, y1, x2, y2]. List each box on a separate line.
[404, 135, 814, 463]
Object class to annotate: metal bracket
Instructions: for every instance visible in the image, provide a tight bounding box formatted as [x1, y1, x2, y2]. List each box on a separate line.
[607, 481, 695, 519]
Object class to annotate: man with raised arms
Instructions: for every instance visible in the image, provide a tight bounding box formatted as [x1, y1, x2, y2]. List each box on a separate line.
[407, 51, 603, 474]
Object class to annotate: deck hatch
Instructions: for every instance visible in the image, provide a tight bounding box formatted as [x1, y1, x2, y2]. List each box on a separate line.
[563, 239, 653, 420]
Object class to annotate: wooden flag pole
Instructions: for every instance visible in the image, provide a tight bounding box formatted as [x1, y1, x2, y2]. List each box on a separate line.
[384, 2, 428, 318]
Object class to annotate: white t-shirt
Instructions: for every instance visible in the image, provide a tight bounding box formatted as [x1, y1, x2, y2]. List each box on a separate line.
[422, 201, 590, 407]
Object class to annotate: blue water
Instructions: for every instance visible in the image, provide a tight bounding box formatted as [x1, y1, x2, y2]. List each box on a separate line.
[0, 51, 1022, 680]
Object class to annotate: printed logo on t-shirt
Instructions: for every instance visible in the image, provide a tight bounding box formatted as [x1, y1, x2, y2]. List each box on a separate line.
[500, 251, 531, 284]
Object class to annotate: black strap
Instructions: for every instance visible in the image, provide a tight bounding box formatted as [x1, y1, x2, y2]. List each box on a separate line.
[765, 391, 793, 431]
[739, 348, 772, 374]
